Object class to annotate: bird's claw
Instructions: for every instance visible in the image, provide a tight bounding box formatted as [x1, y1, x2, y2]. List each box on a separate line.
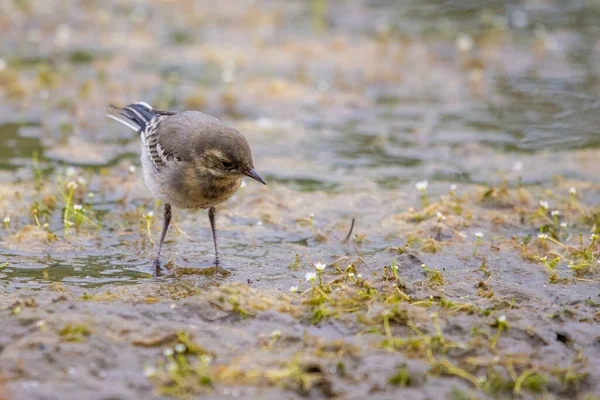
[152, 258, 163, 277]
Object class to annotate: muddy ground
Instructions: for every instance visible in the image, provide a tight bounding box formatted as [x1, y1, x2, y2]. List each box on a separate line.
[1, 1, 600, 399]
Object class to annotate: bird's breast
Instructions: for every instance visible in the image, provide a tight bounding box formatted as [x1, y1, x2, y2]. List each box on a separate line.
[202, 176, 242, 202]
[176, 168, 242, 209]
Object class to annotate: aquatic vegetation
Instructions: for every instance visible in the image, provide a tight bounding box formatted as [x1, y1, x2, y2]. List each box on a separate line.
[416, 180, 429, 208]
[143, 211, 155, 243]
[59, 323, 92, 342]
[388, 364, 414, 387]
[421, 263, 445, 286]
[473, 232, 484, 256]
[148, 347, 214, 397]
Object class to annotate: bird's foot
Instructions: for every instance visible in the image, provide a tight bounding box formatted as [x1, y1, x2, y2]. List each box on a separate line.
[214, 265, 230, 276]
[152, 258, 164, 277]
[213, 259, 229, 276]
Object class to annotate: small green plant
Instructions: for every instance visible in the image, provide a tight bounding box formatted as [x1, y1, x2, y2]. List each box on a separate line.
[144, 211, 155, 243]
[416, 181, 429, 208]
[63, 180, 77, 233]
[59, 323, 91, 342]
[490, 315, 508, 349]
[388, 364, 413, 387]
[473, 232, 484, 256]
[147, 346, 214, 398]
[288, 254, 302, 270]
[421, 264, 445, 286]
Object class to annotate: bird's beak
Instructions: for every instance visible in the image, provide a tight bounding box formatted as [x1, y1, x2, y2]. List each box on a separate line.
[243, 168, 266, 185]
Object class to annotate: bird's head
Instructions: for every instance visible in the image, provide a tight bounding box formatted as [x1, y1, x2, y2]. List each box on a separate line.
[195, 125, 266, 185]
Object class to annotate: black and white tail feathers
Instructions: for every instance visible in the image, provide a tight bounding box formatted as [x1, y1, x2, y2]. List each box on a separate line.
[107, 102, 181, 169]
[107, 101, 167, 133]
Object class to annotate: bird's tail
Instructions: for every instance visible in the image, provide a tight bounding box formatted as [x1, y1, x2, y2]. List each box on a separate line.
[107, 102, 156, 133]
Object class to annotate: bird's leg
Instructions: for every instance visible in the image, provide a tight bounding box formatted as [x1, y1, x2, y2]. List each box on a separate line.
[153, 203, 172, 275]
[208, 207, 220, 267]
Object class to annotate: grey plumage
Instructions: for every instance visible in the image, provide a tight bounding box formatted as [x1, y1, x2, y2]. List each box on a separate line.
[108, 102, 266, 273]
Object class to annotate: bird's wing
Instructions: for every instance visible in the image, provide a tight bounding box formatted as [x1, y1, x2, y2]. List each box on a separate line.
[148, 111, 226, 170]
[143, 115, 186, 170]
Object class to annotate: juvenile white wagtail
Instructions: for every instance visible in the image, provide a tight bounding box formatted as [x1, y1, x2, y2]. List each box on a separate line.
[107, 102, 266, 274]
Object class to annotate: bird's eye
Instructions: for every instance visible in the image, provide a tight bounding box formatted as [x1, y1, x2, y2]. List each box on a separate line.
[221, 160, 233, 169]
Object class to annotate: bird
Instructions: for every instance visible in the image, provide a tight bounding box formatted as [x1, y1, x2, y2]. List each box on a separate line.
[107, 102, 266, 274]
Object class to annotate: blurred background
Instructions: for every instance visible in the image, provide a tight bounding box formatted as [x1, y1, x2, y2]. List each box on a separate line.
[1, 0, 600, 285]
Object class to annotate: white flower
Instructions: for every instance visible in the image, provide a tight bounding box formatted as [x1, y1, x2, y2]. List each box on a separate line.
[88, 192, 95, 199]
[221, 62, 236, 83]
[415, 181, 429, 192]
[256, 117, 274, 129]
[348, 272, 355, 278]
[391, 263, 399, 271]
[357, 273, 363, 279]
[551, 210, 560, 216]
[591, 233, 598, 241]
[145, 211, 154, 218]
[513, 161, 523, 172]
[497, 315, 506, 322]
[128, 165, 136, 174]
[539, 200, 549, 210]
[66, 181, 78, 190]
[475, 232, 484, 238]
[64, 220, 74, 227]
[199, 354, 213, 365]
[569, 187, 577, 195]
[54, 24, 72, 47]
[73, 204, 82, 211]
[174, 344, 186, 353]
[537, 233, 548, 240]
[305, 272, 317, 281]
[163, 348, 174, 357]
[289, 285, 298, 293]
[421, 264, 427, 268]
[36, 320, 46, 328]
[3, 216, 9, 224]
[66, 166, 77, 177]
[450, 184, 458, 192]
[270, 329, 281, 338]
[314, 262, 326, 271]
[310, 213, 315, 218]
[456, 34, 474, 52]
[143, 366, 156, 377]
[560, 222, 567, 228]
[77, 176, 87, 186]
[436, 212, 446, 221]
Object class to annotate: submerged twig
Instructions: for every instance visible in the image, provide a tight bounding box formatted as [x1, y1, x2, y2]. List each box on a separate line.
[343, 218, 356, 243]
